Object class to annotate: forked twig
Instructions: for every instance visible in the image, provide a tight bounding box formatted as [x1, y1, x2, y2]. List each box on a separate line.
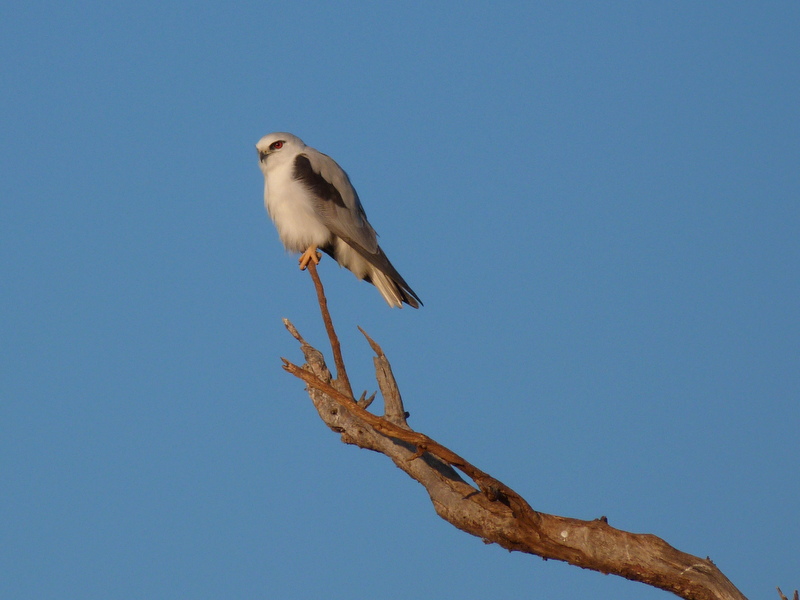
[777, 588, 799, 600]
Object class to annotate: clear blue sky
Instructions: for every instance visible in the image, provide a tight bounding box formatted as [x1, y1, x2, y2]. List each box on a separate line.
[2, 2, 798, 599]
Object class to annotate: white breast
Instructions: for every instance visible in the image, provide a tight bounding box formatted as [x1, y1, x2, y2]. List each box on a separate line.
[264, 161, 333, 253]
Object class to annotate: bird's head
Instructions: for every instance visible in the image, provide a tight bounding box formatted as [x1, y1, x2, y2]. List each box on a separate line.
[256, 132, 305, 172]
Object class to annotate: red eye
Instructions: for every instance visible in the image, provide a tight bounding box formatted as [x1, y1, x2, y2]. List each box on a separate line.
[270, 141, 284, 150]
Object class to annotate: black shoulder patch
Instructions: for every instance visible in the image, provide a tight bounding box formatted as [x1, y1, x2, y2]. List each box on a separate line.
[293, 154, 347, 208]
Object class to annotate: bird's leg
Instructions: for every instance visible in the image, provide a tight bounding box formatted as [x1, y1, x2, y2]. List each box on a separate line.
[298, 246, 322, 271]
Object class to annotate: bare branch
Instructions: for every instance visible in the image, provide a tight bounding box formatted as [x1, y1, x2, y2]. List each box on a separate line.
[305, 260, 353, 399]
[358, 326, 409, 428]
[280, 269, 751, 600]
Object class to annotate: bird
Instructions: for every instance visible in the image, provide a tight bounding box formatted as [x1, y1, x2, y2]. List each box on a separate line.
[256, 132, 422, 309]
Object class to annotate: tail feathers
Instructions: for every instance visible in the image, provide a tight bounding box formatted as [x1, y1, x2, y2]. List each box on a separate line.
[329, 238, 422, 308]
[369, 267, 421, 309]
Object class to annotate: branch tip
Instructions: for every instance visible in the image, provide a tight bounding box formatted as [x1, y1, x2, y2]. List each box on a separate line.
[358, 390, 377, 409]
[776, 587, 799, 600]
[282, 318, 302, 341]
[358, 325, 384, 356]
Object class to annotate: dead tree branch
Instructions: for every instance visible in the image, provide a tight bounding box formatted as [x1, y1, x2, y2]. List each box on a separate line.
[279, 268, 753, 600]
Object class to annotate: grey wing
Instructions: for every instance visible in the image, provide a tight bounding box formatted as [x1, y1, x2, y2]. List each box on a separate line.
[292, 150, 420, 305]
[293, 149, 379, 254]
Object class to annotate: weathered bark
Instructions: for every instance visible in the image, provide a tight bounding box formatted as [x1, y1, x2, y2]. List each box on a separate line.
[279, 264, 773, 600]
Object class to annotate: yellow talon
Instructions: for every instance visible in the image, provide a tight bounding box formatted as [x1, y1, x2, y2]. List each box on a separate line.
[298, 246, 322, 270]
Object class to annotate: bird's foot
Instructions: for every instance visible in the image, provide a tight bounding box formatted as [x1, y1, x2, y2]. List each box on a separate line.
[298, 247, 322, 270]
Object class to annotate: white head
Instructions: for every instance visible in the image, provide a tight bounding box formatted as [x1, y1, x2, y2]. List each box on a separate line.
[256, 132, 306, 174]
